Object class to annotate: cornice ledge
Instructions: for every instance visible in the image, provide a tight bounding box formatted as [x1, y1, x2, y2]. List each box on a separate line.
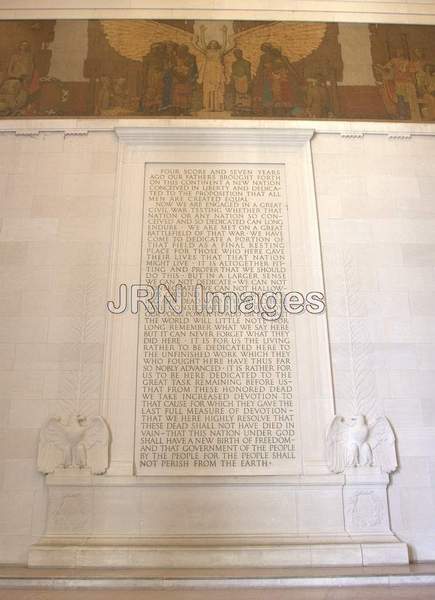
[115, 126, 314, 147]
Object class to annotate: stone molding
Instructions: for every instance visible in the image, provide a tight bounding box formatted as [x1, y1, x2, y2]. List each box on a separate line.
[115, 126, 315, 147]
[44, 473, 346, 487]
[0, 120, 433, 138]
[2, 568, 434, 590]
[1, 1, 435, 25]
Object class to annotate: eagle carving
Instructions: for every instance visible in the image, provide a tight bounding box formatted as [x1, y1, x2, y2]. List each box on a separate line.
[326, 415, 397, 474]
[37, 415, 110, 475]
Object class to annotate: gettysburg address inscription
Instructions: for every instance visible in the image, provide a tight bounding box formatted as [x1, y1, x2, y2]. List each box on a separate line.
[135, 163, 299, 475]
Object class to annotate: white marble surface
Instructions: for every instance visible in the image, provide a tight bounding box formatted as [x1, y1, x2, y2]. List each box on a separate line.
[0, 129, 117, 564]
[21, 122, 404, 569]
[312, 131, 435, 562]
[0, 121, 434, 565]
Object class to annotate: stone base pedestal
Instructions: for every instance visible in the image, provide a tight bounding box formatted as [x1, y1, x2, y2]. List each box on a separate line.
[29, 468, 408, 568]
[29, 539, 408, 569]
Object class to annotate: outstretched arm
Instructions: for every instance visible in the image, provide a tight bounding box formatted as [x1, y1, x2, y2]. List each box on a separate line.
[193, 37, 206, 55]
[193, 25, 207, 54]
[221, 25, 235, 55]
[222, 25, 228, 52]
[200, 25, 207, 51]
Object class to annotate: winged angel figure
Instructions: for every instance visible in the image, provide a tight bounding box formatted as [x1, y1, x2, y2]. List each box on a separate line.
[100, 20, 327, 115]
[37, 415, 110, 475]
[326, 415, 397, 474]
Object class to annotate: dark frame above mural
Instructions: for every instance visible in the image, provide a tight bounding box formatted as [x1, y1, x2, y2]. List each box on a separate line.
[0, 19, 434, 121]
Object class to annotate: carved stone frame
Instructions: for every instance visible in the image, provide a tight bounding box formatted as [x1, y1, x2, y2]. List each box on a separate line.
[102, 123, 335, 478]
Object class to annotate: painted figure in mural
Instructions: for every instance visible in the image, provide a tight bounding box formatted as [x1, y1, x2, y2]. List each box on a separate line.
[253, 43, 275, 115]
[229, 48, 251, 115]
[270, 46, 299, 116]
[95, 75, 112, 115]
[160, 42, 176, 110]
[412, 48, 427, 98]
[253, 43, 302, 116]
[112, 77, 130, 109]
[375, 47, 420, 121]
[8, 41, 34, 86]
[142, 42, 169, 113]
[95, 75, 132, 115]
[194, 25, 232, 112]
[420, 64, 435, 120]
[305, 76, 330, 118]
[0, 78, 28, 115]
[2, 40, 39, 114]
[170, 44, 198, 115]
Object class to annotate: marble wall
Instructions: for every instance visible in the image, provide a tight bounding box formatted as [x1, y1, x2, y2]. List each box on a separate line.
[0, 125, 434, 563]
[0, 130, 117, 562]
[313, 132, 435, 562]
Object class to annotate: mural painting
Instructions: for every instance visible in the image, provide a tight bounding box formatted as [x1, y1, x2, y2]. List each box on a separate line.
[0, 19, 434, 121]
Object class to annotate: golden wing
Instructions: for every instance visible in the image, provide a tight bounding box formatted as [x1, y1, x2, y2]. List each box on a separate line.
[100, 20, 195, 62]
[233, 22, 327, 71]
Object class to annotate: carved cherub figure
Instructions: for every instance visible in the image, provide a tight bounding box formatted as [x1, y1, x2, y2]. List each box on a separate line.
[37, 415, 110, 475]
[326, 415, 397, 474]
